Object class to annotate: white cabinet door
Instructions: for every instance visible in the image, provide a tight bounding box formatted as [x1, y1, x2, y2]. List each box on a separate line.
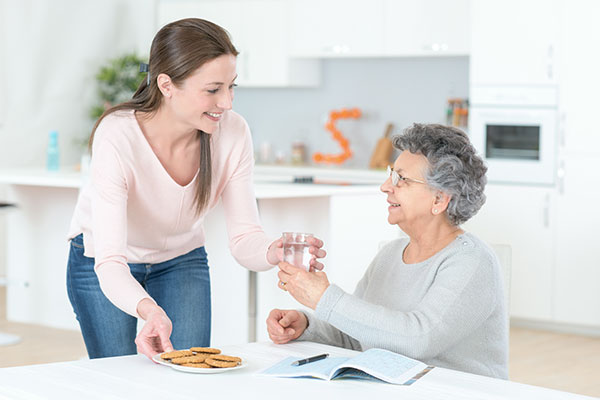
[157, 1, 244, 48]
[554, 155, 600, 326]
[384, 0, 470, 56]
[288, 0, 385, 57]
[470, 0, 560, 86]
[558, 0, 600, 155]
[157, 0, 319, 87]
[552, 2, 600, 327]
[462, 184, 556, 321]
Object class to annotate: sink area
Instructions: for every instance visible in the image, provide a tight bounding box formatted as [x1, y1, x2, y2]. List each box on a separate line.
[254, 164, 387, 185]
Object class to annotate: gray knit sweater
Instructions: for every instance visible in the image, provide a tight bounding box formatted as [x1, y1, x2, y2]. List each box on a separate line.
[298, 232, 508, 379]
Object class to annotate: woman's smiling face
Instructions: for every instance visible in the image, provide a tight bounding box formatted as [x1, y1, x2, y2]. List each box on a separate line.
[167, 54, 237, 134]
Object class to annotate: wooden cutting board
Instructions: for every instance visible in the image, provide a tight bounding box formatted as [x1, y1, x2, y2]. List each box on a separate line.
[369, 123, 394, 169]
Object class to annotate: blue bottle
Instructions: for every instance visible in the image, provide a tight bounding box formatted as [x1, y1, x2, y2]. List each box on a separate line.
[47, 130, 60, 171]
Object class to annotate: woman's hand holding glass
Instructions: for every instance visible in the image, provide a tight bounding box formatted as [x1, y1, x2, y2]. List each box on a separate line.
[267, 235, 326, 271]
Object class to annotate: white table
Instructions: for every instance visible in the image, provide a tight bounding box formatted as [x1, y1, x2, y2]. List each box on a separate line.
[0, 341, 591, 400]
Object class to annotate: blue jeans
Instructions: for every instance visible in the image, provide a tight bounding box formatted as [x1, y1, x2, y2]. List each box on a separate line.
[66, 234, 211, 358]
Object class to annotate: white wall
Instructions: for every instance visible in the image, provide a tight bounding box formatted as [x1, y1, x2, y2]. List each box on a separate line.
[235, 57, 469, 168]
[0, 0, 158, 284]
[0, 0, 157, 169]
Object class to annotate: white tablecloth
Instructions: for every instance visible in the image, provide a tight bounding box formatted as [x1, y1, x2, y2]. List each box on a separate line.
[0, 341, 591, 400]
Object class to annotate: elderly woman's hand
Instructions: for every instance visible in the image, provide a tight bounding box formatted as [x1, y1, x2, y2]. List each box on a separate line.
[266, 309, 308, 344]
[267, 236, 327, 271]
[277, 262, 330, 309]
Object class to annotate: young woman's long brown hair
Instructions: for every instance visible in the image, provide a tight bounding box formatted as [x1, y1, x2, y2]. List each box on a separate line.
[89, 18, 239, 214]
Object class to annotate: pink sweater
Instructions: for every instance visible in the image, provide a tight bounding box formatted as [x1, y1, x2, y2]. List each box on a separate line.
[68, 109, 274, 317]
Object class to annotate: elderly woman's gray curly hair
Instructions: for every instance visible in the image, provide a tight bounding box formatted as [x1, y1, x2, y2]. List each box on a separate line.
[393, 123, 487, 225]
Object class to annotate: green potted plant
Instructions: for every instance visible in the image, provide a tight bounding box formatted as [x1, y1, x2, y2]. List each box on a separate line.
[90, 52, 147, 120]
[76, 53, 147, 171]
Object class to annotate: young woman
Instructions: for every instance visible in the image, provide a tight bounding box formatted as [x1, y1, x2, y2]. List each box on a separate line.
[67, 18, 325, 360]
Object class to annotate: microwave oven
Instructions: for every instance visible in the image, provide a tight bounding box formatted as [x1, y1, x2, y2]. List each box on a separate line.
[468, 87, 558, 185]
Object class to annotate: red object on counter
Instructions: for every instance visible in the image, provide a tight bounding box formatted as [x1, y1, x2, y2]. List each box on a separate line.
[313, 107, 362, 165]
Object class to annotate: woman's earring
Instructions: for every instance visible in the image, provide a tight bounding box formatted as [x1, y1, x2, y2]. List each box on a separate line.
[433, 209, 438, 214]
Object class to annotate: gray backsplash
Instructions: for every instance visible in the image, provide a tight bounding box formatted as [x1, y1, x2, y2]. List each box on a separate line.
[234, 56, 469, 169]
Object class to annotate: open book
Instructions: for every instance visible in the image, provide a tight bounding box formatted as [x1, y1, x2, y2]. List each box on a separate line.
[260, 348, 433, 385]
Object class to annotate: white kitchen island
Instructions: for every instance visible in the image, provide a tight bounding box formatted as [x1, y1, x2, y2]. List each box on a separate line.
[0, 166, 397, 345]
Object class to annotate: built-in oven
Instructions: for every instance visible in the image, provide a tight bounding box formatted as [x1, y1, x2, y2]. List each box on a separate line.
[468, 87, 558, 185]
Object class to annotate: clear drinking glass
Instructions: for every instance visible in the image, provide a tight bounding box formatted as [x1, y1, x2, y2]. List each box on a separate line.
[282, 232, 314, 271]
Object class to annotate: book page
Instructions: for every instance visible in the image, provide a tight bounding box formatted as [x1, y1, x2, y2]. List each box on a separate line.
[259, 356, 350, 380]
[333, 348, 428, 385]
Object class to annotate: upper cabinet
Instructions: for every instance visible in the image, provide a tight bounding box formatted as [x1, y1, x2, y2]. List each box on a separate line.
[558, 0, 600, 155]
[384, 0, 470, 56]
[157, 0, 471, 87]
[287, 0, 386, 57]
[470, 0, 560, 86]
[157, 0, 320, 87]
[287, 0, 470, 58]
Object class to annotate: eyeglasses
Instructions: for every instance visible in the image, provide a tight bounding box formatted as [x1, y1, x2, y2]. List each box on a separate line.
[387, 165, 426, 186]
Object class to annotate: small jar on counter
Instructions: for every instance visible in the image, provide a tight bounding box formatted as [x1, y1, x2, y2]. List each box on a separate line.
[290, 141, 307, 165]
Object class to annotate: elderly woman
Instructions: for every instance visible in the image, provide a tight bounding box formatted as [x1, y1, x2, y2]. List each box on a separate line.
[267, 123, 508, 379]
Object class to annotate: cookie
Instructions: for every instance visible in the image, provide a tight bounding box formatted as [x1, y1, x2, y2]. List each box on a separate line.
[180, 362, 212, 368]
[209, 354, 242, 363]
[170, 354, 209, 364]
[190, 347, 221, 354]
[160, 350, 194, 360]
[205, 358, 239, 368]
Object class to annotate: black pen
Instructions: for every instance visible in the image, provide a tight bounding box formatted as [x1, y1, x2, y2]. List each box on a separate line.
[291, 353, 329, 366]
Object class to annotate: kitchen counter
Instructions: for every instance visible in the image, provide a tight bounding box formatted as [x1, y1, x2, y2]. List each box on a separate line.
[0, 167, 397, 343]
[254, 164, 387, 185]
[0, 167, 386, 198]
[0, 168, 85, 188]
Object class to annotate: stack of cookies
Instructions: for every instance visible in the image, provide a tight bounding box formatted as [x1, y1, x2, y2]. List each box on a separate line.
[160, 347, 242, 369]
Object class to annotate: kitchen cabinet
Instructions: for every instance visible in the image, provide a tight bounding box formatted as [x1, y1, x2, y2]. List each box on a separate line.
[0, 0, 6, 126]
[288, 0, 469, 58]
[558, 0, 600, 155]
[470, 0, 560, 86]
[157, 0, 319, 87]
[463, 184, 556, 321]
[383, 0, 470, 56]
[554, 154, 600, 327]
[287, 0, 385, 57]
[551, 1, 600, 327]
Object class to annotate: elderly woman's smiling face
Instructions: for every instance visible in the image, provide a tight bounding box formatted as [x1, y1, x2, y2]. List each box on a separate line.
[381, 151, 438, 228]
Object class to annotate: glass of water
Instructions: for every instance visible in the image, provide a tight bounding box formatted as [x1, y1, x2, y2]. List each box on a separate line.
[282, 232, 314, 271]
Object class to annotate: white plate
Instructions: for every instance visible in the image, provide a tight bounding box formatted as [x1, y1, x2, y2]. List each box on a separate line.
[152, 354, 173, 367]
[171, 362, 246, 374]
[152, 353, 246, 374]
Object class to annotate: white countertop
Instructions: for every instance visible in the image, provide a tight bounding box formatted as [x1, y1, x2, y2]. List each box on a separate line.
[0, 166, 385, 198]
[0, 169, 85, 188]
[254, 164, 387, 185]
